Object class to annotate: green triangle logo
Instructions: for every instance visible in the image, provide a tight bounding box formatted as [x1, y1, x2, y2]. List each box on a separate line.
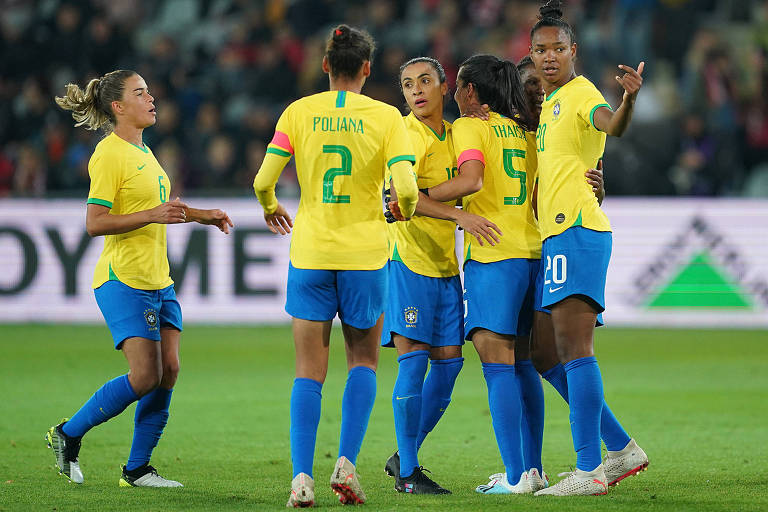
[646, 251, 753, 309]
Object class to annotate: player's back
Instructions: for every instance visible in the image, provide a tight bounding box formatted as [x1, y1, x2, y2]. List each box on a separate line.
[453, 112, 540, 263]
[280, 90, 415, 270]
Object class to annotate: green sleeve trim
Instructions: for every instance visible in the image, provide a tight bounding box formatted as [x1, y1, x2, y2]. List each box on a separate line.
[266, 147, 292, 157]
[87, 198, 113, 208]
[387, 155, 416, 168]
[545, 86, 562, 102]
[589, 103, 612, 130]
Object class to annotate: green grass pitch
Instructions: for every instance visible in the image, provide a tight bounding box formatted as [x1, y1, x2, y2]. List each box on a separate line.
[1, 324, 767, 511]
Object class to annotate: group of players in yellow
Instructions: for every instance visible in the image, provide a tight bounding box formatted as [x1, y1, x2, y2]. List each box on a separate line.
[48, 0, 650, 506]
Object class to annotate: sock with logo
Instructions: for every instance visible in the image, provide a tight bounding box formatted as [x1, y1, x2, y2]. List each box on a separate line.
[482, 362, 525, 482]
[291, 378, 322, 478]
[126, 387, 173, 471]
[338, 366, 376, 466]
[392, 350, 429, 478]
[62, 374, 139, 438]
[416, 356, 463, 450]
[564, 356, 604, 472]
[516, 359, 544, 474]
[543, 362, 631, 452]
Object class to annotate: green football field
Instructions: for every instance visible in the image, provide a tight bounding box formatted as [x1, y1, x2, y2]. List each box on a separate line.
[1, 324, 766, 511]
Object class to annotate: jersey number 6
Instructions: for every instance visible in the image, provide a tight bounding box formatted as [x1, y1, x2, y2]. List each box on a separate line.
[322, 144, 352, 204]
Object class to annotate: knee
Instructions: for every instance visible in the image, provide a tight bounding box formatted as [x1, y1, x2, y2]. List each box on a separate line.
[161, 360, 180, 388]
[130, 367, 162, 397]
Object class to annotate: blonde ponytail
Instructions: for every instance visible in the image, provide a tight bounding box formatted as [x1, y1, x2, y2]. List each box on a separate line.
[55, 69, 136, 133]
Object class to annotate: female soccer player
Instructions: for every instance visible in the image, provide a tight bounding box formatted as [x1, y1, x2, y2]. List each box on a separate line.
[252, 25, 419, 507]
[414, 54, 540, 495]
[48, 69, 233, 487]
[529, 0, 648, 496]
[382, 56, 501, 495]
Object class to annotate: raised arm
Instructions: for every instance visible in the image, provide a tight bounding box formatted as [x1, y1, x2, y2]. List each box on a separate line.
[427, 159, 484, 202]
[592, 62, 644, 137]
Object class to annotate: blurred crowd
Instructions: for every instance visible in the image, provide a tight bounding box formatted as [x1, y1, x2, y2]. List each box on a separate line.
[1, 0, 767, 198]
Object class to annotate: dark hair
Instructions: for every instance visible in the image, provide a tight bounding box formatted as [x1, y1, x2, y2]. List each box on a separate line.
[517, 55, 534, 71]
[457, 54, 534, 131]
[398, 56, 447, 92]
[55, 69, 137, 133]
[325, 24, 375, 80]
[530, 0, 575, 45]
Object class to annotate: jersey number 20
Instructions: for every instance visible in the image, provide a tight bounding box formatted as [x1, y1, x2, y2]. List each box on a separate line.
[322, 145, 352, 204]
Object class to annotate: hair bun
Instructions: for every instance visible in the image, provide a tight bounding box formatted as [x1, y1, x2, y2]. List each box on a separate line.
[539, 0, 563, 20]
[332, 25, 350, 43]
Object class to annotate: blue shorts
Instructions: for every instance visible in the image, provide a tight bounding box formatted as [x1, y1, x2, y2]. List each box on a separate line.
[285, 262, 387, 329]
[94, 280, 182, 349]
[541, 226, 612, 316]
[463, 258, 539, 341]
[382, 260, 464, 348]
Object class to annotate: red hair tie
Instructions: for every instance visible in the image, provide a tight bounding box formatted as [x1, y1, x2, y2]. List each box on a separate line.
[335, 29, 342, 36]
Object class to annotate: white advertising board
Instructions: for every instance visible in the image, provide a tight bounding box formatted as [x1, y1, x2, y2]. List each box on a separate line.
[0, 198, 766, 327]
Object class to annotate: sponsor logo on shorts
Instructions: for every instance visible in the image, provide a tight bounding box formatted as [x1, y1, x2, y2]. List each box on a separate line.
[555, 213, 565, 224]
[144, 309, 158, 330]
[404, 306, 418, 326]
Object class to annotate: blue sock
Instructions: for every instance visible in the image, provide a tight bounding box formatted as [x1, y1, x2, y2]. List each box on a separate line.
[516, 359, 544, 474]
[563, 357, 604, 472]
[482, 363, 524, 481]
[62, 375, 138, 438]
[392, 350, 429, 478]
[126, 387, 173, 471]
[290, 378, 322, 478]
[542, 363, 569, 401]
[416, 357, 463, 450]
[338, 366, 376, 466]
[543, 363, 631, 452]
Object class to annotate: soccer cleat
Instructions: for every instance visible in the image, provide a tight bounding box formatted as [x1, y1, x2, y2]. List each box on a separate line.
[45, 420, 84, 484]
[603, 438, 649, 486]
[384, 451, 399, 477]
[534, 465, 607, 496]
[286, 472, 315, 508]
[330, 456, 366, 505]
[529, 468, 549, 492]
[395, 466, 451, 495]
[475, 471, 531, 494]
[119, 464, 183, 487]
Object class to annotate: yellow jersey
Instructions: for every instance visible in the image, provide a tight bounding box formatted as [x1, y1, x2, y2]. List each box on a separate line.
[536, 75, 612, 240]
[389, 113, 459, 278]
[453, 113, 541, 263]
[256, 90, 417, 270]
[87, 132, 173, 290]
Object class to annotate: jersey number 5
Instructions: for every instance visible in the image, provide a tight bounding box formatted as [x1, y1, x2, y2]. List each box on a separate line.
[322, 145, 352, 204]
[503, 148, 526, 206]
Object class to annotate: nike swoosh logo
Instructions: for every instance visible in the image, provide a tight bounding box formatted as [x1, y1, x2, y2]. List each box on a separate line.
[395, 395, 415, 400]
[137, 164, 146, 170]
[426, 152, 435, 157]
[549, 286, 564, 293]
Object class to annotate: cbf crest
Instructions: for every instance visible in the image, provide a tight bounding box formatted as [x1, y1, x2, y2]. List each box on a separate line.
[144, 309, 159, 330]
[404, 307, 418, 327]
[552, 100, 561, 121]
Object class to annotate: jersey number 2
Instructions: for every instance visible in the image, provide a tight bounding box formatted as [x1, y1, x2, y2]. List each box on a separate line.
[322, 145, 352, 204]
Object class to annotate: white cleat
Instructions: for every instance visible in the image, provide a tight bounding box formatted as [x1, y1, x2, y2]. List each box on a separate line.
[534, 464, 608, 496]
[119, 464, 183, 487]
[476, 471, 532, 494]
[286, 472, 315, 508]
[330, 456, 366, 504]
[529, 467, 549, 492]
[45, 420, 84, 484]
[603, 438, 649, 486]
